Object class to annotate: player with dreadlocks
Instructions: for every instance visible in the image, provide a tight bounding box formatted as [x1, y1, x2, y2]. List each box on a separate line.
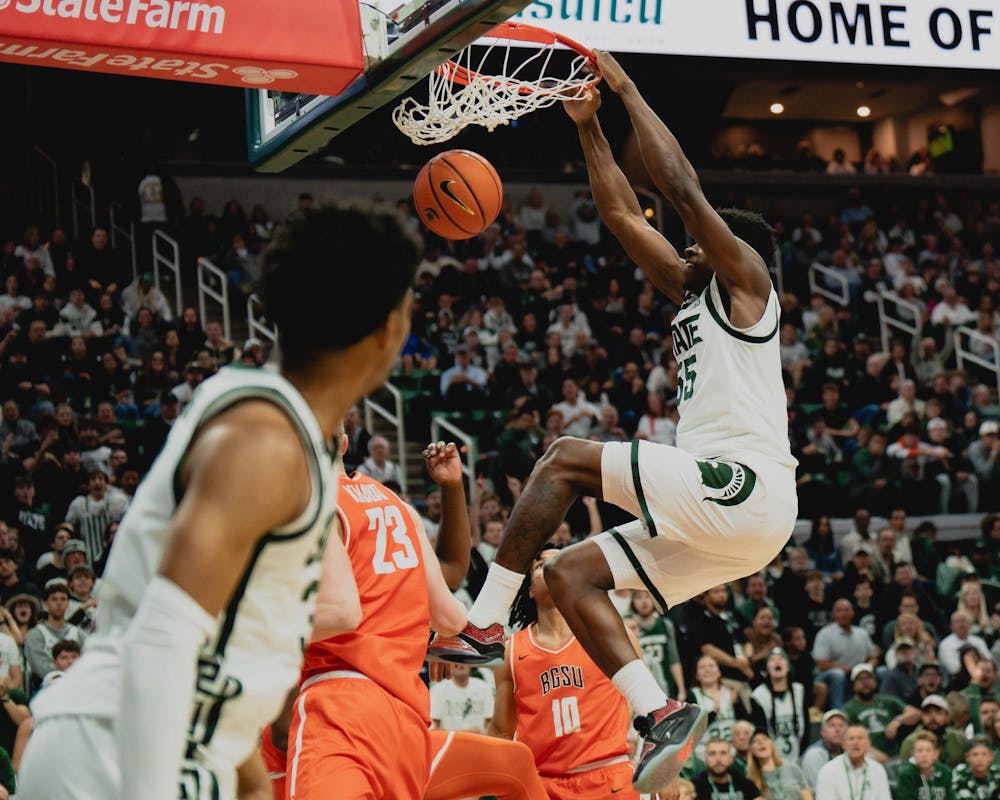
[490, 549, 642, 800]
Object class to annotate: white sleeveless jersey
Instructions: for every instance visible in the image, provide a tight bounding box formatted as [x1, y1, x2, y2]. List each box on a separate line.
[670, 275, 797, 472]
[33, 365, 339, 799]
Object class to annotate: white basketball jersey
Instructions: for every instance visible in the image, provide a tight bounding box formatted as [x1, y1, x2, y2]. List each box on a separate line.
[33, 365, 339, 799]
[670, 275, 797, 472]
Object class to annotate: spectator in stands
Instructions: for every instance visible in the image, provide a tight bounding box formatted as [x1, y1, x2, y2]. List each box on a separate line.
[950, 735, 999, 799]
[170, 364, 205, 410]
[750, 648, 808, 762]
[839, 509, 873, 564]
[120, 272, 172, 329]
[805, 516, 844, 580]
[64, 468, 129, 565]
[56, 288, 101, 339]
[842, 662, 919, 762]
[896, 731, 953, 800]
[341, 405, 370, 474]
[745, 730, 812, 800]
[690, 654, 748, 759]
[911, 663, 946, 709]
[815, 725, 890, 800]
[357, 436, 404, 488]
[901, 694, 969, 767]
[589, 405, 627, 443]
[693, 585, 754, 684]
[203, 321, 235, 368]
[692, 738, 762, 800]
[882, 636, 920, 699]
[551, 378, 598, 439]
[956, 577, 993, 639]
[635, 392, 677, 445]
[439, 345, 488, 409]
[962, 658, 998, 734]
[23, 582, 85, 691]
[887, 379, 926, 427]
[630, 590, 685, 700]
[802, 709, 847, 790]
[14, 225, 54, 279]
[930, 284, 977, 328]
[0, 547, 38, 605]
[813, 599, 879, 710]
[939, 611, 992, 678]
[825, 149, 856, 176]
[429, 662, 493, 733]
[968, 421, 1000, 502]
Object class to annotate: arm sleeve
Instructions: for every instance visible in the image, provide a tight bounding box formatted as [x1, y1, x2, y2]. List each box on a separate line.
[117, 576, 216, 800]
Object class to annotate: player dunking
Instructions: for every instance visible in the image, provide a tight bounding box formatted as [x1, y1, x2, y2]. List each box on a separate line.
[19, 207, 419, 800]
[267, 441, 549, 800]
[491, 548, 641, 800]
[429, 51, 798, 793]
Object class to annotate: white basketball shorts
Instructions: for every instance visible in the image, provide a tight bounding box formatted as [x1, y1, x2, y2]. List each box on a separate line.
[592, 439, 797, 610]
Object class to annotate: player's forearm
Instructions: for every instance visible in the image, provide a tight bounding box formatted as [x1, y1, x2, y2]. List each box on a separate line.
[618, 84, 701, 210]
[436, 483, 471, 590]
[118, 577, 216, 800]
[576, 118, 645, 233]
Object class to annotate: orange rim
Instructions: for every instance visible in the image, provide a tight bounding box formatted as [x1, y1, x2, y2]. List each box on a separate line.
[436, 21, 599, 93]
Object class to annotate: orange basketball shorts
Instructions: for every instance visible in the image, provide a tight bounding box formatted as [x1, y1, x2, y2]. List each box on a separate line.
[285, 676, 432, 800]
[540, 762, 639, 800]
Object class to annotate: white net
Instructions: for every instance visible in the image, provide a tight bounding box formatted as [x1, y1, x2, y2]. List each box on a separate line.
[393, 28, 596, 145]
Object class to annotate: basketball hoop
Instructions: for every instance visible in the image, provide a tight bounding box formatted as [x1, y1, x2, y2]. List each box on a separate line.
[392, 21, 598, 145]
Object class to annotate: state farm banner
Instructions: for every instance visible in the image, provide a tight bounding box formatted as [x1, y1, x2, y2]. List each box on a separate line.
[512, 0, 1000, 69]
[0, 0, 363, 94]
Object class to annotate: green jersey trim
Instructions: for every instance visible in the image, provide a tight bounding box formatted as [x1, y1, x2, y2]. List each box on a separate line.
[704, 284, 779, 344]
[630, 440, 659, 537]
[609, 528, 668, 613]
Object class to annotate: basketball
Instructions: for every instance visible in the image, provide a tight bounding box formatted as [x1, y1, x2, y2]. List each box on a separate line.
[413, 149, 503, 240]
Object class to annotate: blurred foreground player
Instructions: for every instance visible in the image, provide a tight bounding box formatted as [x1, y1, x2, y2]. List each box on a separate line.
[19, 207, 419, 800]
[491, 549, 641, 800]
[430, 51, 797, 793]
[266, 442, 548, 800]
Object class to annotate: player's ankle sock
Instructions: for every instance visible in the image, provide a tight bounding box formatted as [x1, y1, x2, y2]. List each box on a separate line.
[612, 659, 668, 718]
[467, 563, 523, 629]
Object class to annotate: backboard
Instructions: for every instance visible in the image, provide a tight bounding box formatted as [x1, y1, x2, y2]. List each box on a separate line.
[246, 0, 533, 173]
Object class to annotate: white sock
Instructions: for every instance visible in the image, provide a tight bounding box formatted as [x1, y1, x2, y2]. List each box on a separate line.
[467, 562, 524, 629]
[612, 659, 668, 718]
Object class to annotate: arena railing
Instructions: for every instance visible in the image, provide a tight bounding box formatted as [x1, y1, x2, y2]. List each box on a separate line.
[956, 325, 1000, 394]
[71, 177, 95, 241]
[196, 257, 231, 344]
[245, 293, 276, 344]
[364, 383, 408, 493]
[152, 230, 183, 317]
[808, 262, 850, 308]
[31, 146, 60, 228]
[109, 202, 138, 280]
[430, 414, 477, 495]
[876, 290, 922, 353]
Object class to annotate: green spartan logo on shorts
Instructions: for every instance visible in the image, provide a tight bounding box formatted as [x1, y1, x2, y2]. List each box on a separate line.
[696, 460, 757, 506]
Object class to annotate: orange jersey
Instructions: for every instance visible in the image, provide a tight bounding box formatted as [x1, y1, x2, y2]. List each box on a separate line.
[509, 625, 631, 777]
[301, 472, 431, 723]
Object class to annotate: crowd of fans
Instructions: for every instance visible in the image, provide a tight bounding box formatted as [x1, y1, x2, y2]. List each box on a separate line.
[0, 178, 998, 798]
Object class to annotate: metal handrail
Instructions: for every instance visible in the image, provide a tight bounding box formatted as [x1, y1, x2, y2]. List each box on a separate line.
[246, 293, 277, 343]
[109, 202, 138, 279]
[876, 290, 923, 353]
[197, 257, 231, 343]
[71, 177, 95, 240]
[152, 230, 183, 316]
[956, 325, 1000, 393]
[808, 262, 850, 308]
[364, 382, 407, 493]
[430, 415, 477, 493]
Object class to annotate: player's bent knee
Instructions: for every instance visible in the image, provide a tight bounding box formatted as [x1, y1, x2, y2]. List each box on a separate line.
[543, 542, 612, 601]
[534, 437, 604, 494]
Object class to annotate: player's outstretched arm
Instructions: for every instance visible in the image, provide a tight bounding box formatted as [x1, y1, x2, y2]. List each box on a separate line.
[487, 651, 517, 739]
[425, 441, 471, 589]
[311, 515, 362, 641]
[407, 506, 468, 636]
[596, 51, 769, 298]
[117, 402, 315, 800]
[564, 90, 687, 304]
[235, 748, 271, 800]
